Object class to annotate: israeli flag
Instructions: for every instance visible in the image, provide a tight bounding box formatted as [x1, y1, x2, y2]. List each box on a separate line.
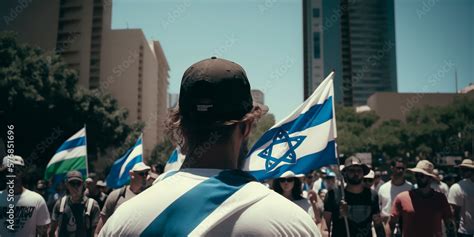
[106, 135, 143, 188]
[244, 72, 337, 181]
[164, 149, 186, 172]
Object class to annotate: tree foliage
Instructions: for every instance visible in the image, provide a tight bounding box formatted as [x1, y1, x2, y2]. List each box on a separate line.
[0, 32, 137, 182]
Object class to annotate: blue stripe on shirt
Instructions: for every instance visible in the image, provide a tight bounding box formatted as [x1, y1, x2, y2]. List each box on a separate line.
[140, 170, 255, 236]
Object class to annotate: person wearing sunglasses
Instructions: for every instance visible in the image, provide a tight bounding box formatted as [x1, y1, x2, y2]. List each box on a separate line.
[50, 170, 101, 237]
[95, 162, 150, 235]
[273, 176, 324, 228]
[324, 156, 385, 237]
[0, 155, 50, 237]
[390, 160, 455, 237]
[378, 158, 413, 235]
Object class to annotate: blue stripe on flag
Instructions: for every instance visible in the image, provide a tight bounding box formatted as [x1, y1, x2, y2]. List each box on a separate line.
[249, 140, 337, 181]
[55, 137, 86, 153]
[167, 150, 178, 163]
[141, 170, 254, 236]
[247, 97, 333, 156]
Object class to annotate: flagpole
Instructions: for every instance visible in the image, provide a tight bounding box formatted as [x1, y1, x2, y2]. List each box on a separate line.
[330, 71, 350, 237]
[84, 124, 89, 177]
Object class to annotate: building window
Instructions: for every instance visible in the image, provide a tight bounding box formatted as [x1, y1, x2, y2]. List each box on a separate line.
[313, 8, 320, 18]
[313, 32, 321, 59]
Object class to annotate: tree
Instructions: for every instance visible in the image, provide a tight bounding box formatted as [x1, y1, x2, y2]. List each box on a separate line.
[149, 138, 174, 165]
[0, 32, 136, 184]
[248, 113, 276, 149]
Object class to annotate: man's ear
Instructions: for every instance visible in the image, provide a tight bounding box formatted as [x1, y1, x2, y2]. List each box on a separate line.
[240, 119, 253, 139]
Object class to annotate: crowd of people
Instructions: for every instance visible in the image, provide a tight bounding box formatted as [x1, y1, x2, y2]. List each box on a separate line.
[1, 57, 473, 236]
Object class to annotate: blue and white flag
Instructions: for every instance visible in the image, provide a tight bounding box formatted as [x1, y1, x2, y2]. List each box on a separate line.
[106, 135, 143, 188]
[164, 149, 186, 172]
[244, 72, 338, 181]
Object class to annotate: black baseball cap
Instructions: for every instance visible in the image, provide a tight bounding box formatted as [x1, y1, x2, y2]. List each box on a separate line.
[179, 57, 255, 124]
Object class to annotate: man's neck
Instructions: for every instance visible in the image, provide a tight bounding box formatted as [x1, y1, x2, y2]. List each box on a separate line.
[183, 144, 238, 170]
[346, 184, 364, 193]
[417, 186, 433, 197]
[391, 176, 405, 186]
[70, 195, 82, 203]
[14, 186, 24, 195]
[129, 184, 142, 194]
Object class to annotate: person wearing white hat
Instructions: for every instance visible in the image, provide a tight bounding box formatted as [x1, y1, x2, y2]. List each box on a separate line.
[94, 162, 150, 235]
[448, 159, 474, 236]
[390, 160, 455, 237]
[363, 170, 375, 189]
[0, 155, 51, 237]
[324, 156, 385, 237]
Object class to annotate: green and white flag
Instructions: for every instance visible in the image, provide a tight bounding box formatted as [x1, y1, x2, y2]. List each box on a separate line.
[44, 127, 88, 181]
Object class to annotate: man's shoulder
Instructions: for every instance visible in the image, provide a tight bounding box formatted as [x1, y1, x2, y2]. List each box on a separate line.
[379, 181, 391, 191]
[105, 187, 124, 200]
[393, 190, 410, 201]
[20, 189, 45, 204]
[232, 191, 319, 235]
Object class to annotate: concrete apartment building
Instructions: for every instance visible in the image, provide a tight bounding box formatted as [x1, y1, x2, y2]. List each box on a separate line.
[100, 29, 170, 156]
[303, 0, 397, 106]
[0, 0, 110, 89]
[1, 0, 170, 158]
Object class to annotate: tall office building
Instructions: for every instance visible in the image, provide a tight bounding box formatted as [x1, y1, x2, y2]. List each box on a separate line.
[303, 0, 343, 102]
[303, 0, 397, 106]
[0, 0, 111, 89]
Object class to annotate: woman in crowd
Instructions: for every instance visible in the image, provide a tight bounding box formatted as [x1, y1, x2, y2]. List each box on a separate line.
[273, 176, 323, 226]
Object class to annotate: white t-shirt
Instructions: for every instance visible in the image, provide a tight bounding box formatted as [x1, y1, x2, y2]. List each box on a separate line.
[0, 188, 51, 237]
[448, 179, 474, 235]
[377, 180, 413, 217]
[432, 181, 449, 198]
[100, 169, 320, 236]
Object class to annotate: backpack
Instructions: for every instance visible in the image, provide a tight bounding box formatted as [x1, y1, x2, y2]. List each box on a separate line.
[58, 196, 95, 231]
[111, 185, 128, 212]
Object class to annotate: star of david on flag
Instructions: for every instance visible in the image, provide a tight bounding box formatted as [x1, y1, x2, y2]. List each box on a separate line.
[243, 72, 338, 181]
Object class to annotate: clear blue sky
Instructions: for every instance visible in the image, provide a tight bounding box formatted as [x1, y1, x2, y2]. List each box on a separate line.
[112, 0, 473, 120]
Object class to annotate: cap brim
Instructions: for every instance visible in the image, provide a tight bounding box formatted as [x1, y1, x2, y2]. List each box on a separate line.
[342, 164, 370, 175]
[458, 164, 474, 169]
[67, 177, 83, 182]
[408, 168, 438, 179]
